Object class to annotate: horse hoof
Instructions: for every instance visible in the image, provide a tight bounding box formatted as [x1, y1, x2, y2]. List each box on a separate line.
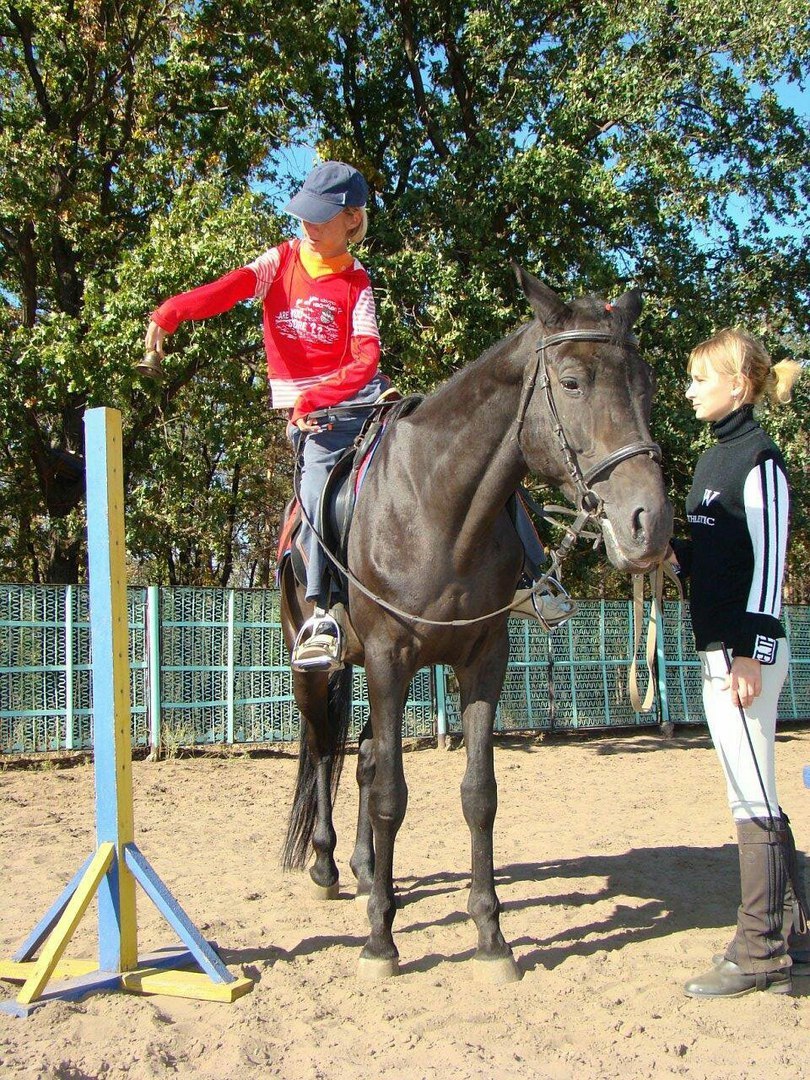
[474, 954, 523, 984]
[311, 881, 340, 901]
[357, 955, 399, 981]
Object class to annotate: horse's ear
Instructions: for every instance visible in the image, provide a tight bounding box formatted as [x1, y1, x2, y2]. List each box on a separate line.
[611, 288, 643, 327]
[512, 262, 572, 328]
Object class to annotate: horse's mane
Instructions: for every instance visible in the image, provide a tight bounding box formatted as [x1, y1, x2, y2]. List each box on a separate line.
[423, 321, 532, 406]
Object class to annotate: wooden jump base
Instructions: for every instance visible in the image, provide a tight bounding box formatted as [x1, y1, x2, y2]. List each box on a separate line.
[0, 408, 253, 1017]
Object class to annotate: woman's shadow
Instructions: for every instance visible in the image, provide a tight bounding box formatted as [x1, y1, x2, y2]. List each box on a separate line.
[391, 841, 808, 985]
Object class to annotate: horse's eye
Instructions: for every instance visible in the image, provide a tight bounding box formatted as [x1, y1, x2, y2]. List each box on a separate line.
[560, 377, 580, 393]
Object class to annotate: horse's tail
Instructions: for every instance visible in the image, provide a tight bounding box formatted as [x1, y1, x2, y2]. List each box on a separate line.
[281, 664, 354, 871]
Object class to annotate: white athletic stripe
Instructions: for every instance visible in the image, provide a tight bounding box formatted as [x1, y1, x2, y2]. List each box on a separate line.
[744, 459, 788, 618]
[269, 374, 337, 409]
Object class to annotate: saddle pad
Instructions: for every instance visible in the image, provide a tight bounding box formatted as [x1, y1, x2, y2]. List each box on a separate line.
[354, 429, 383, 494]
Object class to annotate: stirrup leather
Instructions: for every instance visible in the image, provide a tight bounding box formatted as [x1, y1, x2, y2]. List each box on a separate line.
[291, 609, 344, 673]
[510, 575, 577, 631]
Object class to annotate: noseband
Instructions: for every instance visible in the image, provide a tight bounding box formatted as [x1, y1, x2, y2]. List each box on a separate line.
[516, 328, 661, 515]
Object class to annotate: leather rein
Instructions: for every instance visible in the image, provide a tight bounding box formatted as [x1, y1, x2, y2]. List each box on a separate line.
[298, 328, 667, 660]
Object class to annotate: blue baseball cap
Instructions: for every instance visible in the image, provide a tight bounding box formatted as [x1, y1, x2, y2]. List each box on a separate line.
[285, 161, 369, 224]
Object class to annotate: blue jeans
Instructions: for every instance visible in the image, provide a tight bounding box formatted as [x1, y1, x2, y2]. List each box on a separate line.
[290, 375, 387, 603]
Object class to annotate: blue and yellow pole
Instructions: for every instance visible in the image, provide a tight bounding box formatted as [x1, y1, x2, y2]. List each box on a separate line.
[84, 407, 139, 972]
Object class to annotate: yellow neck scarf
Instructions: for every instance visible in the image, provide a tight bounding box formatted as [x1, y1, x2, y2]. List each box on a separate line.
[298, 245, 354, 278]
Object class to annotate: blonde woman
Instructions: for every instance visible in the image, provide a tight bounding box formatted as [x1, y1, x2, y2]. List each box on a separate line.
[670, 329, 809, 997]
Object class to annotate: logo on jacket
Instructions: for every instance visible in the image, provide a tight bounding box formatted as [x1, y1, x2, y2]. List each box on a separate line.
[702, 489, 721, 506]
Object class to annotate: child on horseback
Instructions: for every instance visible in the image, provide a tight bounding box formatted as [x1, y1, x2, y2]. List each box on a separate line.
[145, 161, 387, 671]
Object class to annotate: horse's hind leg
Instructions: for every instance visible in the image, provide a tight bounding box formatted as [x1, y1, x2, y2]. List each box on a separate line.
[349, 718, 375, 902]
[283, 668, 352, 900]
[457, 641, 523, 983]
[357, 665, 409, 979]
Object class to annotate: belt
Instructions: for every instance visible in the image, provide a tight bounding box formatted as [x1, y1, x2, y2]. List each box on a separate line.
[307, 405, 374, 422]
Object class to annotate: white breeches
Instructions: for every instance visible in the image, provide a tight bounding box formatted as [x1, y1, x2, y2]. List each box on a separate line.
[700, 643, 789, 822]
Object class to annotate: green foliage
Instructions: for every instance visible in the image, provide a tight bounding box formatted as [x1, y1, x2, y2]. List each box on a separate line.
[0, 0, 808, 596]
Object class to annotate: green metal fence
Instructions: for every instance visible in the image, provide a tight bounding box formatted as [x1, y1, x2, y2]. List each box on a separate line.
[1, 584, 808, 756]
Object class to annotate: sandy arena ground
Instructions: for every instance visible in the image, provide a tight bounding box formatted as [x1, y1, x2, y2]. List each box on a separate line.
[2, 724, 810, 1079]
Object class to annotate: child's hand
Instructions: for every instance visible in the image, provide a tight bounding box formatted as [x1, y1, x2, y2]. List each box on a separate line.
[295, 415, 325, 434]
[145, 320, 168, 358]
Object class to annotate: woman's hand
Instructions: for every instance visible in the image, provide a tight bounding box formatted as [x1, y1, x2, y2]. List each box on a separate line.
[145, 320, 169, 358]
[725, 655, 762, 709]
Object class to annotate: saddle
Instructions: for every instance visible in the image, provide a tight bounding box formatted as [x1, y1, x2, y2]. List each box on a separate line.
[277, 394, 424, 603]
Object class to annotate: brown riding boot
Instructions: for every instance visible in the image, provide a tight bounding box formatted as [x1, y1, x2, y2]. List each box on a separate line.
[781, 810, 810, 970]
[685, 817, 792, 998]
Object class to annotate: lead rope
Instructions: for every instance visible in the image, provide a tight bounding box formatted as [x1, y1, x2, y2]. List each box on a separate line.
[628, 561, 682, 713]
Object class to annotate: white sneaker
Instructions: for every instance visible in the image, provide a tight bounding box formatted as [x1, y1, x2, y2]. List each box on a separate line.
[510, 581, 576, 630]
[291, 609, 344, 672]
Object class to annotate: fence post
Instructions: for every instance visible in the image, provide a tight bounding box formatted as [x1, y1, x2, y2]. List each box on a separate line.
[226, 589, 236, 746]
[435, 666, 447, 749]
[64, 585, 74, 752]
[655, 597, 670, 730]
[145, 586, 161, 758]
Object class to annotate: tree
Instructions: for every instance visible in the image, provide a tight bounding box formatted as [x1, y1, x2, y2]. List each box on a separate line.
[0, 0, 322, 581]
[305, 0, 810, 595]
[1, 0, 808, 596]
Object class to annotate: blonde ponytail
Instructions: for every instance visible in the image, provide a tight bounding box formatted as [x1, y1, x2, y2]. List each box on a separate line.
[769, 358, 802, 404]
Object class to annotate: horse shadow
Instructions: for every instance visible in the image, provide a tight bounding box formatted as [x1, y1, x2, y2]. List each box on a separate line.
[221, 840, 808, 991]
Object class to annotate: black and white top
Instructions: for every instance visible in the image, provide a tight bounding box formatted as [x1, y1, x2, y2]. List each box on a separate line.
[672, 405, 788, 662]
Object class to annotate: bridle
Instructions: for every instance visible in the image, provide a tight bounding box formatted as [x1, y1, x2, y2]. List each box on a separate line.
[515, 327, 662, 578]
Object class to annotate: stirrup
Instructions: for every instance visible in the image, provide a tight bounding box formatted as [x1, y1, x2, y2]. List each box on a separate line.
[291, 609, 344, 673]
[510, 575, 577, 631]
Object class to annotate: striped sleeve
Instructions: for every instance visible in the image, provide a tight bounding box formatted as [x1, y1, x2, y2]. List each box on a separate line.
[744, 457, 789, 619]
[352, 285, 380, 339]
[246, 245, 283, 299]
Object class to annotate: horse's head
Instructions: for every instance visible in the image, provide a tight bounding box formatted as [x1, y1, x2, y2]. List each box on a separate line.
[513, 264, 673, 573]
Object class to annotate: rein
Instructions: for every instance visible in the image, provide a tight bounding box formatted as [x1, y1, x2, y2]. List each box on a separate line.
[295, 327, 665, 637]
[628, 560, 683, 712]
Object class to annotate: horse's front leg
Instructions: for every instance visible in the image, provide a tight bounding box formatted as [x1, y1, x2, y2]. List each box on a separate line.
[349, 718, 375, 901]
[457, 634, 522, 983]
[357, 663, 409, 979]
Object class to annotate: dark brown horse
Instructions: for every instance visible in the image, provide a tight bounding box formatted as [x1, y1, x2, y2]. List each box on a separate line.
[280, 267, 673, 982]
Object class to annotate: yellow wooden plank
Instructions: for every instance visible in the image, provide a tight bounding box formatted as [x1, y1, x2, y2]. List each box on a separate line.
[0, 958, 98, 984]
[121, 968, 254, 1003]
[16, 843, 114, 1006]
